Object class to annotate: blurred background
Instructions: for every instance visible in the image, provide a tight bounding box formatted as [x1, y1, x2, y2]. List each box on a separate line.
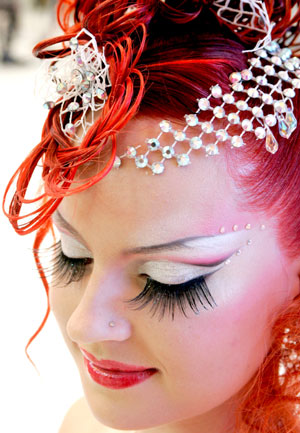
[0, 1, 82, 432]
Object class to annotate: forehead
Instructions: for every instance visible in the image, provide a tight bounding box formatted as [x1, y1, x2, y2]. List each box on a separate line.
[60, 116, 255, 247]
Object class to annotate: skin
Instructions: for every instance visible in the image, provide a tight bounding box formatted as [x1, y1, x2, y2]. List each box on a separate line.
[50, 116, 300, 433]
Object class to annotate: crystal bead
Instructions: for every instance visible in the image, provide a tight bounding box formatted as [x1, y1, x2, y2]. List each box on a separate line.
[229, 72, 242, 83]
[231, 82, 244, 92]
[265, 132, 279, 154]
[147, 138, 160, 150]
[177, 154, 190, 166]
[213, 106, 225, 118]
[96, 88, 107, 100]
[247, 88, 259, 98]
[65, 123, 75, 135]
[48, 64, 57, 74]
[264, 65, 275, 76]
[174, 130, 186, 141]
[125, 5, 137, 13]
[261, 93, 273, 104]
[228, 113, 240, 124]
[223, 93, 235, 104]
[185, 114, 198, 126]
[43, 101, 55, 109]
[56, 82, 67, 95]
[279, 48, 292, 61]
[81, 79, 90, 92]
[265, 41, 280, 54]
[205, 143, 219, 155]
[271, 56, 282, 66]
[69, 37, 79, 50]
[283, 88, 295, 98]
[82, 92, 92, 104]
[284, 61, 295, 71]
[135, 155, 148, 168]
[160, 120, 172, 132]
[241, 69, 253, 81]
[71, 69, 83, 85]
[211, 85, 222, 98]
[249, 57, 261, 67]
[255, 127, 266, 139]
[290, 57, 300, 68]
[256, 75, 268, 85]
[113, 156, 121, 169]
[162, 146, 175, 158]
[152, 162, 165, 174]
[285, 111, 297, 134]
[252, 107, 263, 118]
[274, 100, 287, 113]
[216, 129, 229, 142]
[292, 78, 300, 88]
[201, 122, 214, 133]
[241, 119, 253, 131]
[236, 100, 248, 111]
[198, 98, 210, 110]
[126, 146, 137, 158]
[231, 136, 244, 147]
[278, 118, 289, 138]
[257, 49, 267, 58]
[86, 71, 96, 81]
[189, 137, 203, 149]
[265, 114, 276, 127]
[68, 102, 80, 111]
[278, 71, 290, 81]
[76, 56, 84, 66]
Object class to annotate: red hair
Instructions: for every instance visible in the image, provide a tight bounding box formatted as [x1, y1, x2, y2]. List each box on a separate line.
[3, 1, 300, 432]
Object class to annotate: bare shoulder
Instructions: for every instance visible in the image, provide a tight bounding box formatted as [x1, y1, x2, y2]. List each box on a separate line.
[58, 396, 117, 433]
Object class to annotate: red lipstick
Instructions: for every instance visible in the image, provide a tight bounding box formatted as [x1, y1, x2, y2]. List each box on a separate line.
[80, 348, 158, 389]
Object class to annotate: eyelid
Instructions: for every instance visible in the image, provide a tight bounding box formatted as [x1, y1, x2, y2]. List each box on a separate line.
[137, 260, 226, 285]
[60, 234, 93, 259]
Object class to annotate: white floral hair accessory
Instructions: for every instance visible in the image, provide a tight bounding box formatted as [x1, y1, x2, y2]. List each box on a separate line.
[41, 28, 111, 141]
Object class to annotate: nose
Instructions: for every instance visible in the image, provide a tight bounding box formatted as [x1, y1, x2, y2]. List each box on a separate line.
[66, 264, 133, 345]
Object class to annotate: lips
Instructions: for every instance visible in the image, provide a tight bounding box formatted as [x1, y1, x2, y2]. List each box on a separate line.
[80, 348, 152, 372]
[80, 348, 158, 389]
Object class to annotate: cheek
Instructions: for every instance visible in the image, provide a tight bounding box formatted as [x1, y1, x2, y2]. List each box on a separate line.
[148, 254, 288, 414]
[49, 284, 80, 334]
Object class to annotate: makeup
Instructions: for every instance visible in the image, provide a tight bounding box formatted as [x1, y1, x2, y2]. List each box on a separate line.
[80, 349, 158, 389]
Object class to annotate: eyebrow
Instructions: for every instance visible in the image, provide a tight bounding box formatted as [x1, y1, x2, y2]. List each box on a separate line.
[52, 210, 233, 255]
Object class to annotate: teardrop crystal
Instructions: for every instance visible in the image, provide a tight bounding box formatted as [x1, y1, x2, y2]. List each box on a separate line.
[265, 132, 279, 154]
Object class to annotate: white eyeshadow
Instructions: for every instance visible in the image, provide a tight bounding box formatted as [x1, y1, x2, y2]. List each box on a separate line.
[138, 261, 225, 284]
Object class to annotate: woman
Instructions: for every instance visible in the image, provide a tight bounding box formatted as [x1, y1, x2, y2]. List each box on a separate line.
[3, 1, 300, 432]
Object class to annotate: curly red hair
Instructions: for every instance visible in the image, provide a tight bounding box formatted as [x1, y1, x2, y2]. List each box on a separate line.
[3, 1, 300, 432]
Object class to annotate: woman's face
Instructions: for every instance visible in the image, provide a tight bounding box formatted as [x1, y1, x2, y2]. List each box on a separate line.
[50, 117, 300, 433]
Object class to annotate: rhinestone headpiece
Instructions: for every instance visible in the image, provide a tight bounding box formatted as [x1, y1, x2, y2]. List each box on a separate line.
[40, 2, 299, 176]
[42, 28, 111, 141]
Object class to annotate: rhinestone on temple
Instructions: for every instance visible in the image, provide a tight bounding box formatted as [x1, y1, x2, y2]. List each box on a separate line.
[114, 39, 299, 175]
[42, 28, 111, 141]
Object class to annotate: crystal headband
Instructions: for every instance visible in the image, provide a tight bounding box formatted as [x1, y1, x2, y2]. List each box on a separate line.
[114, 40, 299, 175]
[42, 28, 111, 141]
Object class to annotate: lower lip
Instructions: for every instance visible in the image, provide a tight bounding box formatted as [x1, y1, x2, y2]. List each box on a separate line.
[84, 358, 158, 389]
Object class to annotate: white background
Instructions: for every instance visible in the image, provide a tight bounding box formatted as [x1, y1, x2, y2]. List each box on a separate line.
[0, 3, 82, 432]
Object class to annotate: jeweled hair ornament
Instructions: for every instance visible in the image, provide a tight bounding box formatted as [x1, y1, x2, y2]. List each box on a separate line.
[41, 1, 299, 175]
[41, 28, 111, 141]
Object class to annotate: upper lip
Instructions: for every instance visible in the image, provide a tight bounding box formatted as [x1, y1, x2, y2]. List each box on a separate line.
[80, 348, 155, 372]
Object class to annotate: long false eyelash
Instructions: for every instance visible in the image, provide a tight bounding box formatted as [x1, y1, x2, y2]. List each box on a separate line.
[34, 241, 93, 287]
[124, 275, 217, 321]
[35, 241, 217, 320]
